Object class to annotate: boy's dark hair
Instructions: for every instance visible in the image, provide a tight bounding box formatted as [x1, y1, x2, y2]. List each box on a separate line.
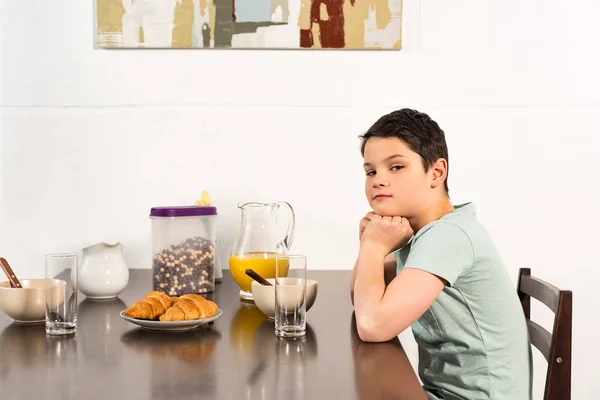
[359, 108, 450, 194]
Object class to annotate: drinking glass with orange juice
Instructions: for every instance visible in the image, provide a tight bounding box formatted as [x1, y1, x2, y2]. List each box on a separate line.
[229, 202, 295, 300]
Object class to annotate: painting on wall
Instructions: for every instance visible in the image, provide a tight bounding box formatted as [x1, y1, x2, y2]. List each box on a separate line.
[96, 0, 402, 49]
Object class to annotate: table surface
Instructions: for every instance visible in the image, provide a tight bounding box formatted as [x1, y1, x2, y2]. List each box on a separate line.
[0, 270, 427, 400]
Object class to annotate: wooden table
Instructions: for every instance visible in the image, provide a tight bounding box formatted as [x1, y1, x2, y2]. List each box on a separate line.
[0, 270, 427, 400]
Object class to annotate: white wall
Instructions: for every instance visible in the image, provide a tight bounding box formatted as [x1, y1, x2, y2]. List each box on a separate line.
[1, 1, 599, 398]
[0, 0, 5, 230]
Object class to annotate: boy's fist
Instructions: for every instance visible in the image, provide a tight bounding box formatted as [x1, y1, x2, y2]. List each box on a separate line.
[358, 212, 376, 240]
[361, 214, 413, 257]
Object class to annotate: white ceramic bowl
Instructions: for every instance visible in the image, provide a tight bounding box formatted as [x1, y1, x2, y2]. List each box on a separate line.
[252, 278, 318, 319]
[0, 279, 66, 323]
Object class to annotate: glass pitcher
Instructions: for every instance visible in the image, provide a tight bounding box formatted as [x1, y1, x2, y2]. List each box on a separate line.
[229, 201, 295, 300]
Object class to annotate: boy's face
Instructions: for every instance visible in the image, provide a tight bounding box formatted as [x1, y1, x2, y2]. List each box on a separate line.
[363, 137, 431, 217]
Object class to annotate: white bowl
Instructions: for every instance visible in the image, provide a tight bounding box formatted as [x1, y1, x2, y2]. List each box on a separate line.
[251, 278, 318, 319]
[0, 279, 66, 323]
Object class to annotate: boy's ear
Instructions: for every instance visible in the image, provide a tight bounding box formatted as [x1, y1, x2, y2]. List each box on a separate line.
[429, 158, 448, 189]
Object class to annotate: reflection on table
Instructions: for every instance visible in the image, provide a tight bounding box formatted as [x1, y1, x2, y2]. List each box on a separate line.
[0, 270, 426, 400]
[228, 299, 319, 400]
[78, 297, 127, 366]
[351, 314, 428, 400]
[121, 326, 221, 399]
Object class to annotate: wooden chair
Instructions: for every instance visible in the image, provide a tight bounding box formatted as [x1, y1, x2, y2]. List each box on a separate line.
[517, 268, 572, 400]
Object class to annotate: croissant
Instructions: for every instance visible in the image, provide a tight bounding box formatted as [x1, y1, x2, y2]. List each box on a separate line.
[159, 294, 218, 321]
[124, 291, 175, 320]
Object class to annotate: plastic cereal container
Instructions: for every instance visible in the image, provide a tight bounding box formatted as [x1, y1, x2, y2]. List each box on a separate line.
[150, 206, 217, 296]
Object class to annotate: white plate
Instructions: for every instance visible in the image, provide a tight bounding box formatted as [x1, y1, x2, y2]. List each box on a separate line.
[119, 309, 222, 332]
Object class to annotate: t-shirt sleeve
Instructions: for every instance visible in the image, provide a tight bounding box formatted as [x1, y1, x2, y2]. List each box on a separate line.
[404, 222, 474, 286]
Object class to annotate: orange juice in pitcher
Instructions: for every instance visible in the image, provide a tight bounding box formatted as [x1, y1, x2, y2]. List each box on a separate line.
[229, 202, 295, 300]
[229, 252, 290, 295]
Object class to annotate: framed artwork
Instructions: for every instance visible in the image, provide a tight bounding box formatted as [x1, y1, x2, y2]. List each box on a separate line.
[96, 0, 402, 49]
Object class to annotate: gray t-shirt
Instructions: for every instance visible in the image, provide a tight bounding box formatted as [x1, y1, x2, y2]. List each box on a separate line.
[394, 203, 532, 400]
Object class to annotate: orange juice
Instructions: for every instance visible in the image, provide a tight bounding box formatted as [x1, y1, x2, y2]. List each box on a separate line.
[229, 252, 290, 294]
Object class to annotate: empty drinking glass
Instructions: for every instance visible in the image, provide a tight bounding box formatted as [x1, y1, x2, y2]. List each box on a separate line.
[45, 253, 78, 335]
[274, 255, 306, 338]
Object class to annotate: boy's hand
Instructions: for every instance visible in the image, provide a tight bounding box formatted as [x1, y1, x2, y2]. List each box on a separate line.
[361, 215, 413, 257]
[358, 212, 376, 240]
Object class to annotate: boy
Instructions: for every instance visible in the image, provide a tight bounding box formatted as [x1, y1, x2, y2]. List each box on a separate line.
[350, 109, 533, 400]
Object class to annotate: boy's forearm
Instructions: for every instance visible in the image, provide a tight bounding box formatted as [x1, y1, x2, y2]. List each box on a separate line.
[352, 253, 397, 305]
[353, 245, 387, 328]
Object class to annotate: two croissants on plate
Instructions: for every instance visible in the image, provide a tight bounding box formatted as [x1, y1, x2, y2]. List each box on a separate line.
[124, 291, 218, 321]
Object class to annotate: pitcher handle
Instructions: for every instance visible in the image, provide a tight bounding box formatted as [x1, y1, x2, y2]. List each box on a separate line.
[277, 201, 295, 251]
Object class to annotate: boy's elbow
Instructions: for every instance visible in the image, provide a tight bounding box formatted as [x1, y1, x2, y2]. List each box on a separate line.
[356, 314, 392, 343]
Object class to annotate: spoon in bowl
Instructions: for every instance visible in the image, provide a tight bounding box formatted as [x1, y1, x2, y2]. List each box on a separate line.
[0, 257, 22, 288]
[245, 269, 272, 286]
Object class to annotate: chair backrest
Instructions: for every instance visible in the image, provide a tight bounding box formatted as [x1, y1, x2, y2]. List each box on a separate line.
[517, 268, 572, 400]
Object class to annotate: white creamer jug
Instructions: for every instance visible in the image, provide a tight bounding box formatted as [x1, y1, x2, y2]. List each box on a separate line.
[78, 242, 129, 299]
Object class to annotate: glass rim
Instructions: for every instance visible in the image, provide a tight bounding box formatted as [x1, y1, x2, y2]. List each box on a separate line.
[275, 254, 306, 260]
[45, 253, 77, 259]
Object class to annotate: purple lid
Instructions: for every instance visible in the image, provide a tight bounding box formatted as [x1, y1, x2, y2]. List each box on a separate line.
[150, 206, 217, 217]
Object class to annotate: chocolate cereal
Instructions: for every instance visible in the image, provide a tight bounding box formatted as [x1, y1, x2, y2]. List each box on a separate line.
[153, 236, 215, 296]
